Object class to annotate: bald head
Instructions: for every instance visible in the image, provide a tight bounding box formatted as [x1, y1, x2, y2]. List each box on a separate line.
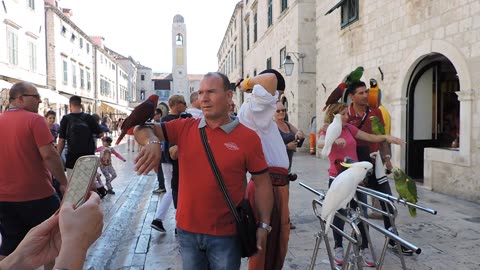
[9, 82, 36, 102]
[8, 81, 41, 113]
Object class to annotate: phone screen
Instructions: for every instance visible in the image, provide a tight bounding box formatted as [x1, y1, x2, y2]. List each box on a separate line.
[62, 155, 99, 207]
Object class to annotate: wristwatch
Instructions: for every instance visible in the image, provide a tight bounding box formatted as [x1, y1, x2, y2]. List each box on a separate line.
[258, 222, 272, 233]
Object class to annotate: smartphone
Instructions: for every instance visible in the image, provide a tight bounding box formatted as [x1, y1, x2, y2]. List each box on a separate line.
[62, 155, 99, 208]
[296, 137, 305, 148]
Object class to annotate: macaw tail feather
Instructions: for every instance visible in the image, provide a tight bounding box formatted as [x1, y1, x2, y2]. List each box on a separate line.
[408, 206, 417, 218]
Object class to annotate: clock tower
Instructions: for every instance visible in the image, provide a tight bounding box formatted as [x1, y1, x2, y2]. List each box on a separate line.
[172, 14, 189, 101]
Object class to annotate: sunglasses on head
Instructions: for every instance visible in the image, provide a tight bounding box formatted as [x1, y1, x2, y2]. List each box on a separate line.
[276, 109, 286, 113]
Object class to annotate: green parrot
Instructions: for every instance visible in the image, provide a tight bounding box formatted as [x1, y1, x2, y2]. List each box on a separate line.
[370, 116, 385, 135]
[392, 167, 418, 217]
[345, 66, 364, 87]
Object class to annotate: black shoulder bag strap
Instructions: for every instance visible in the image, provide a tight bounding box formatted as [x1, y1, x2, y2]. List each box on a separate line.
[357, 107, 370, 129]
[199, 127, 241, 224]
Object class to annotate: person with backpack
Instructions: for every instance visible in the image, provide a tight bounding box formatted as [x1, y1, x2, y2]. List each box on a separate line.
[57, 96, 103, 177]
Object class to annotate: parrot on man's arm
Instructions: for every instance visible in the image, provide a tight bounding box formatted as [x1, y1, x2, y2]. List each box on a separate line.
[370, 116, 385, 135]
[321, 161, 373, 233]
[321, 114, 342, 158]
[115, 94, 159, 145]
[392, 167, 418, 218]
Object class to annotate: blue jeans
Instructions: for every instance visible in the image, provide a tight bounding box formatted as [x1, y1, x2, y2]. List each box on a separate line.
[178, 228, 241, 270]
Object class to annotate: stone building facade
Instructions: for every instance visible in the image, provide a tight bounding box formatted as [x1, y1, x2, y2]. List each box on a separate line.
[45, 2, 95, 116]
[218, 0, 480, 200]
[218, 1, 245, 112]
[1, 0, 50, 113]
[316, 0, 480, 201]
[137, 65, 154, 103]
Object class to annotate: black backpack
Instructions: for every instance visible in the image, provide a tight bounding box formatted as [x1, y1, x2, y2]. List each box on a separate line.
[66, 113, 93, 154]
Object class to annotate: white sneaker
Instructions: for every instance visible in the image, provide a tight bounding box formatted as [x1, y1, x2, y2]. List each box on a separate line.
[334, 247, 344, 266]
[361, 248, 376, 267]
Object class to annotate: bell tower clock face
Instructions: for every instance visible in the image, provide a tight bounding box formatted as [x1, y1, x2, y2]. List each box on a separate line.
[176, 67, 185, 78]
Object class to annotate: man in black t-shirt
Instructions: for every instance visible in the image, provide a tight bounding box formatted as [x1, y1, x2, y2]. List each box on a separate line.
[57, 96, 103, 177]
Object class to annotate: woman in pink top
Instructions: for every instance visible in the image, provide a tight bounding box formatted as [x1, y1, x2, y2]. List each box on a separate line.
[318, 102, 402, 267]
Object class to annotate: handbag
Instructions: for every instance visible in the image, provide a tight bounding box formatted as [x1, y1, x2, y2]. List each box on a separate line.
[199, 127, 258, 258]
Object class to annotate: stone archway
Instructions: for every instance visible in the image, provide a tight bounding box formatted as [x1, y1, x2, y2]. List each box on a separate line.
[392, 39, 473, 181]
[405, 54, 460, 179]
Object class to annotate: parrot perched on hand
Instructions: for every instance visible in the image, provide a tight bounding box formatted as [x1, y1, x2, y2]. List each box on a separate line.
[370, 116, 385, 135]
[321, 114, 343, 158]
[368, 78, 382, 109]
[323, 82, 347, 111]
[392, 167, 418, 218]
[115, 94, 159, 145]
[345, 66, 364, 87]
[321, 161, 373, 233]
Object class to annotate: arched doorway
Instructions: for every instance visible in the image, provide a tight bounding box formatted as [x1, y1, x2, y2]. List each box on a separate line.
[406, 54, 460, 180]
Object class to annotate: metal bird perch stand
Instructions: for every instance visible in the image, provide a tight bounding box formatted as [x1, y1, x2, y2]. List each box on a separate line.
[300, 182, 437, 270]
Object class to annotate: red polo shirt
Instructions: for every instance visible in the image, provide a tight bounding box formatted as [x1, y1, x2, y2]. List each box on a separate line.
[347, 104, 385, 153]
[163, 117, 268, 236]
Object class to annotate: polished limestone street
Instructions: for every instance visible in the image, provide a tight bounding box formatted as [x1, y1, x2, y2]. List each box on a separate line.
[85, 144, 480, 270]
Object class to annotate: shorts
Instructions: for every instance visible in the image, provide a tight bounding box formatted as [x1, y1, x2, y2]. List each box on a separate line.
[0, 195, 60, 256]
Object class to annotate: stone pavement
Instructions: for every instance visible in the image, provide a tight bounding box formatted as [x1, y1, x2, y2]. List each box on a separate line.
[84, 144, 480, 270]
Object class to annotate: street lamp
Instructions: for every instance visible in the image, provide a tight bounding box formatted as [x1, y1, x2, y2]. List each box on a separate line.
[282, 52, 306, 76]
[283, 55, 295, 76]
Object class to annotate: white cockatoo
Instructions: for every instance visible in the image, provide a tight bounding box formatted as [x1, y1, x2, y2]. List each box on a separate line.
[321, 114, 343, 157]
[321, 161, 373, 233]
[370, 151, 387, 185]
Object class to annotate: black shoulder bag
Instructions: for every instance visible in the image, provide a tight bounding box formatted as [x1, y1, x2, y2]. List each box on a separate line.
[199, 127, 257, 258]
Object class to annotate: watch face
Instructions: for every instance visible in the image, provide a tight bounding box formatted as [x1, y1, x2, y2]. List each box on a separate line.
[176, 67, 185, 78]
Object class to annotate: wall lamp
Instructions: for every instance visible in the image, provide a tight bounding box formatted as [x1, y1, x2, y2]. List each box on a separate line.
[283, 52, 305, 76]
[283, 52, 316, 76]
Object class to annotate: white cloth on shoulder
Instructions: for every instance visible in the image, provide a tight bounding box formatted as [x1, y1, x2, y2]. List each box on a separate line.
[237, 84, 289, 169]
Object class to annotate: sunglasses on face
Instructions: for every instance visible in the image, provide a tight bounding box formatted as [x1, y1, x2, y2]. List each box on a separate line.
[22, 94, 41, 100]
[276, 109, 286, 113]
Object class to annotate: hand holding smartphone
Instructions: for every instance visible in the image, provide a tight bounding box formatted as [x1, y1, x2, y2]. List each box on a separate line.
[295, 137, 305, 148]
[62, 155, 100, 208]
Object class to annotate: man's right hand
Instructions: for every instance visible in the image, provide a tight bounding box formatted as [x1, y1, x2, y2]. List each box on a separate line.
[134, 141, 161, 175]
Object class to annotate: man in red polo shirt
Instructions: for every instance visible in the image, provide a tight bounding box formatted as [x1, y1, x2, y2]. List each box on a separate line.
[134, 72, 274, 270]
[347, 80, 413, 256]
[0, 82, 68, 269]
